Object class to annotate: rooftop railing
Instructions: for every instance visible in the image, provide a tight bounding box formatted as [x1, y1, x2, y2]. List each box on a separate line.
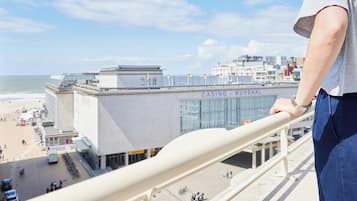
[29, 108, 314, 201]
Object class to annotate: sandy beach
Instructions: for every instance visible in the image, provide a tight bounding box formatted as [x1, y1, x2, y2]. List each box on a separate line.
[0, 99, 44, 161]
[0, 99, 90, 200]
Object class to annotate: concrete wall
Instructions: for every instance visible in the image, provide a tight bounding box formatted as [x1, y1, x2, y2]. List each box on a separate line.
[117, 74, 163, 88]
[95, 85, 297, 155]
[97, 93, 180, 155]
[74, 92, 99, 153]
[97, 75, 119, 88]
[45, 88, 57, 123]
[97, 73, 163, 88]
[56, 93, 74, 131]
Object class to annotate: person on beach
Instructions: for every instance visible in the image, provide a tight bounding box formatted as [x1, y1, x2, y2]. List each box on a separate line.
[270, 1, 357, 200]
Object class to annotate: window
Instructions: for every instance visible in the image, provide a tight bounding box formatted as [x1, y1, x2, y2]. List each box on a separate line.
[180, 95, 276, 134]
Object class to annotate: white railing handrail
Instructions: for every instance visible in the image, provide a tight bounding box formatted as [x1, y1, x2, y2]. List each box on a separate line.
[29, 109, 314, 201]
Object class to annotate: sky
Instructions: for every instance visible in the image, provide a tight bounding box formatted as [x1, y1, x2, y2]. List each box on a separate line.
[0, 0, 308, 75]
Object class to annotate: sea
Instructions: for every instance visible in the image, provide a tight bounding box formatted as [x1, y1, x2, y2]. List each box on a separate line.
[0, 75, 50, 101]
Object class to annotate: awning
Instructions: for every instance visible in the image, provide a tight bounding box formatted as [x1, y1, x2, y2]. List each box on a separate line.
[75, 140, 90, 152]
[129, 149, 145, 155]
[73, 137, 91, 152]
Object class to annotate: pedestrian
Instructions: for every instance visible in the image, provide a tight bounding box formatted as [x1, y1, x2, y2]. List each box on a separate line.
[270, 1, 356, 200]
[195, 192, 200, 201]
[4, 144, 6, 149]
[46, 188, 49, 193]
[198, 193, 203, 201]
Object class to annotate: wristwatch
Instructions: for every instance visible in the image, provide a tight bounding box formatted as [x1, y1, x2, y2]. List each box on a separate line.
[290, 97, 312, 114]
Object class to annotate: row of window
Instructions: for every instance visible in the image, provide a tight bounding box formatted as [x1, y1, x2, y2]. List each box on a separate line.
[180, 96, 276, 134]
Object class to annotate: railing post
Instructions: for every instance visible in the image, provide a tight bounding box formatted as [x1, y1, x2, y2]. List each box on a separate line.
[252, 149, 257, 169]
[261, 144, 266, 164]
[280, 127, 288, 177]
[142, 188, 156, 201]
[269, 142, 273, 159]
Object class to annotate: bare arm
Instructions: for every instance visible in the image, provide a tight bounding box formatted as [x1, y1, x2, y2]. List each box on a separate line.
[271, 5, 348, 116]
[295, 5, 348, 106]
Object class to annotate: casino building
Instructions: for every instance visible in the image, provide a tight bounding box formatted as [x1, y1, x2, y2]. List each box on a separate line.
[44, 65, 299, 171]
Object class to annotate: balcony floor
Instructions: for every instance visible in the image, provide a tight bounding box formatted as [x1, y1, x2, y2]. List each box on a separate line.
[151, 135, 318, 201]
[231, 136, 319, 201]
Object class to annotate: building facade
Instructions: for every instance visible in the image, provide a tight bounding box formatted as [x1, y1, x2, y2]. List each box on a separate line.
[45, 66, 299, 171]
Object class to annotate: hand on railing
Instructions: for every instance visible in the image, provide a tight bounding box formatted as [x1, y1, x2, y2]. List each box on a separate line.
[270, 98, 310, 117]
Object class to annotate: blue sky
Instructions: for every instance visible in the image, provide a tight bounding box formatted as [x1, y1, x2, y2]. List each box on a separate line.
[0, 0, 307, 75]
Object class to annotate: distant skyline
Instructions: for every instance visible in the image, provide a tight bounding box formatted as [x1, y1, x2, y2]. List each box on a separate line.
[0, 0, 307, 75]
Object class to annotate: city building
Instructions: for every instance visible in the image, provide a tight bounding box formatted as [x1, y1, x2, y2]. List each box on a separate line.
[43, 65, 299, 171]
[210, 55, 297, 83]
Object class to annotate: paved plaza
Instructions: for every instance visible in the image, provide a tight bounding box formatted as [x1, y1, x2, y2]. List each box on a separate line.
[0, 101, 90, 200]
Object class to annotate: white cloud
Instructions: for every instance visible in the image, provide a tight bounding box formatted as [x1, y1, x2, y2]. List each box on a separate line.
[243, 0, 277, 5]
[54, 0, 203, 32]
[9, 0, 52, 7]
[0, 8, 53, 32]
[206, 5, 297, 38]
[0, 8, 8, 16]
[192, 39, 306, 69]
[52, 1, 302, 44]
[79, 38, 307, 74]
[80, 54, 193, 64]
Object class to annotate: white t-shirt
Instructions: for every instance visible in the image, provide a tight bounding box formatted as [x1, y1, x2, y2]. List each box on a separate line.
[294, 0, 357, 96]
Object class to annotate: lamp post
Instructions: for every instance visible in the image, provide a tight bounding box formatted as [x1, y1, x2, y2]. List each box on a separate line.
[203, 73, 207, 86]
[186, 73, 192, 86]
[167, 74, 171, 86]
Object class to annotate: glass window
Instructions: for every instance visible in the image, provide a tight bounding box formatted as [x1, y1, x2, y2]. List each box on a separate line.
[180, 95, 276, 134]
[201, 99, 225, 128]
[180, 100, 200, 133]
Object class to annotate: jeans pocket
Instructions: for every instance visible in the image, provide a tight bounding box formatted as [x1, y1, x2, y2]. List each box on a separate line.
[328, 95, 340, 140]
[312, 90, 324, 139]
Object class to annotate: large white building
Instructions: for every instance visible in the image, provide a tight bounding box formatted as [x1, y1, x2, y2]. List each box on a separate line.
[44, 65, 299, 171]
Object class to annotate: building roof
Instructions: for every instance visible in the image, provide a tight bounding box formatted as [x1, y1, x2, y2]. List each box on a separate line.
[99, 65, 162, 73]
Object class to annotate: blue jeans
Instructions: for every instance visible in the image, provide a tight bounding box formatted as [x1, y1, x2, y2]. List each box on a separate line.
[313, 89, 357, 201]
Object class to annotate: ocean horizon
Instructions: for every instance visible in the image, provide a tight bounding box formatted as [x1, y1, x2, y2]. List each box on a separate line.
[0, 75, 50, 101]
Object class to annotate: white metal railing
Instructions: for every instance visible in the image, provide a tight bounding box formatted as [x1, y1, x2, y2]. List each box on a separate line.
[29, 108, 314, 201]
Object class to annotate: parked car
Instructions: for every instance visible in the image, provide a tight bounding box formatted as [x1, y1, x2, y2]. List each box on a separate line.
[3, 189, 19, 201]
[47, 148, 58, 164]
[1, 178, 12, 192]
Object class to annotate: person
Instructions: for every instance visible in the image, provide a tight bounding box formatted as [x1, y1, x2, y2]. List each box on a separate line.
[19, 168, 24, 176]
[270, 1, 357, 201]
